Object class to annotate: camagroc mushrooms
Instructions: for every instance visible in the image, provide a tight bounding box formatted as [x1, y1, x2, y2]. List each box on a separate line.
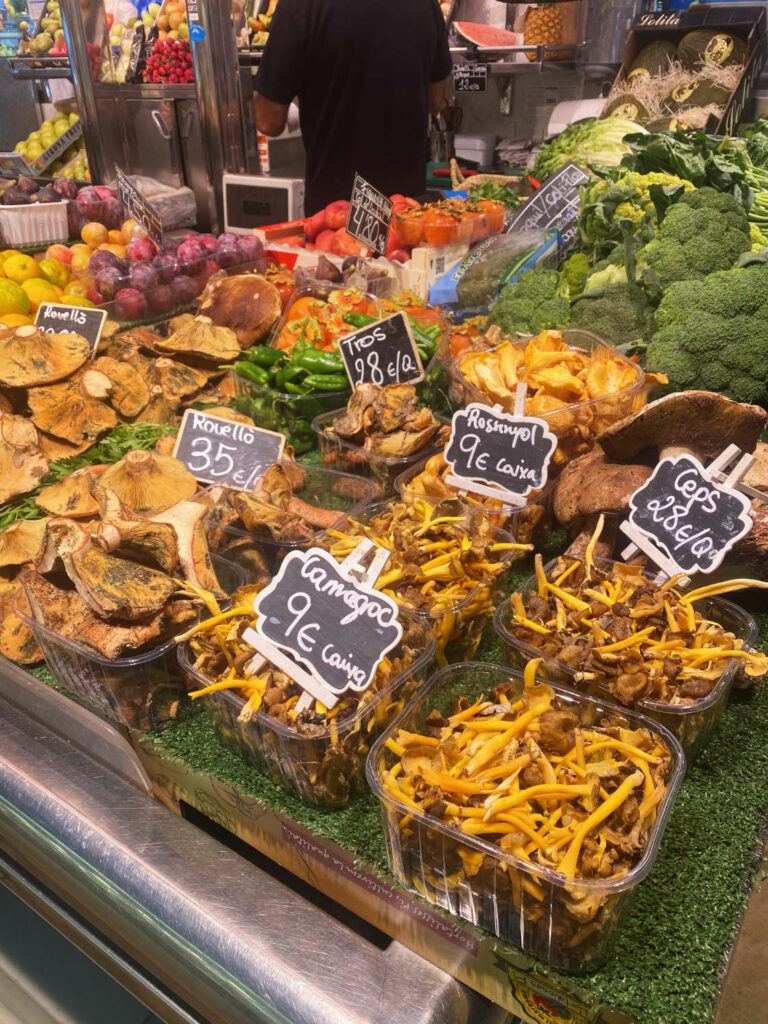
[27, 368, 118, 444]
[0, 413, 49, 503]
[0, 325, 90, 388]
[92, 357, 150, 418]
[35, 465, 108, 518]
[35, 517, 178, 620]
[155, 315, 240, 365]
[197, 273, 282, 347]
[553, 448, 653, 559]
[600, 391, 768, 461]
[98, 451, 197, 515]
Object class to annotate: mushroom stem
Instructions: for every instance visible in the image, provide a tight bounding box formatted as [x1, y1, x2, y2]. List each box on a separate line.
[81, 369, 113, 400]
[565, 515, 618, 562]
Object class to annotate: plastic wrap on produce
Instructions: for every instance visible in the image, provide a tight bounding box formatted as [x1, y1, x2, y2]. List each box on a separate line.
[110, 174, 196, 229]
[428, 229, 557, 318]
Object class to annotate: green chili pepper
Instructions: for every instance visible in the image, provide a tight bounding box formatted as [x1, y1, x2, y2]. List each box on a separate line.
[284, 381, 313, 395]
[343, 313, 378, 329]
[246, 346, 284, 368]
[292, 350, 345, 373]
[275, 364, 308, 388]
[233, 361, 270, 385]
[302, 373, 350, 392]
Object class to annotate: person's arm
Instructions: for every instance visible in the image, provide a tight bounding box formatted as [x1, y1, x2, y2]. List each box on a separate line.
[252, 0, 305, 133]
[255, 94, 289, 137]
[429, 77, 449, 116]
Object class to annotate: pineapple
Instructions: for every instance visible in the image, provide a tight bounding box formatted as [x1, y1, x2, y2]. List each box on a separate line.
[524, 4, 563, 62]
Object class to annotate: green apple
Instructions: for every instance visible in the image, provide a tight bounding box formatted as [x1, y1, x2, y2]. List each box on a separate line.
[178, 21, 189, 39]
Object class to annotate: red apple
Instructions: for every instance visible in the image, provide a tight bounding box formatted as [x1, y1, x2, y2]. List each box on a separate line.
[126, 237, 157, 262]
[331, 229, 367, 257]
[315, 230, 336, 252]
[87, 282, 106, 305]
[304, 209, 327, 242]
[325, 200, 350, 231]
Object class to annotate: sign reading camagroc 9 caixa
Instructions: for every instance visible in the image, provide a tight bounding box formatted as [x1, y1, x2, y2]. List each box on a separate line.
[250, 547, 402, 698]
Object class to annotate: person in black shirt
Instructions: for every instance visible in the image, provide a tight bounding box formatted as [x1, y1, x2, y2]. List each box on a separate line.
[254, 0, 452, 214]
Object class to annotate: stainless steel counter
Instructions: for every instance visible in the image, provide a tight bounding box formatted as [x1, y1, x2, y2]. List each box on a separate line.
[0, 663, 506, 1024]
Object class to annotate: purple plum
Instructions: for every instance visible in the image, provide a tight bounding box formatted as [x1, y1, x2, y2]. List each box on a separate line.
[147, 284, 175, 313]
[114, 287, 148, 320]
[96, 265, 129, 301]
[152, 250, 179, 284]
[236, 235, 264, 263]
[169, 274, 199, 304]
[215, 245, 241, 269]
[128, 261, 159, 293]
[176, 238, 206, 276]
[89, 249, 127, 277]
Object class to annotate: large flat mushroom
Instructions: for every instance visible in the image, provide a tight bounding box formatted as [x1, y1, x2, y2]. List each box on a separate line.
[197, 274, 282, 347]
[98, 450, 198, 515]
[154, 315, 240, 366]
[27, 368, 118, 444]
[0, 325, 90, 388]
[36, 465, 108, 518]
[92, 356, 150, 418]
[0, 518, 49, 569]
[600, 391, 768, 462]
[0, 413, 49, 503]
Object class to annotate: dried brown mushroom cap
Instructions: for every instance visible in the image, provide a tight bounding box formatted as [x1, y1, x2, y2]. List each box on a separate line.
[98, 450, 197, 515]
[554, 448, 653, 525]
[146, 358, 209, 403]
[0, 390, 14, 414]
[109, 327, 166, 356]
[101, 319, 122, 340]
[35, 517, 179, 620]
[0, 518, 49, 568]
[35, 465, 108, 518]
[600, 391, 768, 462]
[92, 483, 179, 575]
[0, 325, 91, 388]
[92, 356, 150, 418]
[155, 315, 240, 365]
[194, 373, 238, 406]
[151, 499, 224, 595]
[197, 273, 282, 347]
[0, 413, 49, 503]
[27, 369, 118, 444]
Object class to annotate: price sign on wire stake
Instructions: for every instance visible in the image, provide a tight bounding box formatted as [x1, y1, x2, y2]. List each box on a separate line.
[444, 401, 557, 505]
[114, 165, 164, 249]
[173, 410, 285, 489]
[244, 546, 403, 709]
[620, 452, 753, 578]
[452, 62, 488, 92]
[34, 302, 108, 354]
[346, 173, 393, 257]
[506, 160, 589, 257]
[338, 311, 423, 386]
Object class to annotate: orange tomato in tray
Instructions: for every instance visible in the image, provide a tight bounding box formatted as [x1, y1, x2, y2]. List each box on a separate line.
[285, 296, 327, 321]
[265, 268, 297, 308]
[394, 207, 424, 247]
[422, 208, 462, 247]
[474, 198, 506, 235]
[274, 315, 326, 351]
[327, 287, 375, 316]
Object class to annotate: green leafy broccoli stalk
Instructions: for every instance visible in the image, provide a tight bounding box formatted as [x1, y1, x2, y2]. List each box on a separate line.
[487, 267, 571, 336]
[645, 262, 768, 405]
[570, 282, 654, 353]
[559, 253, 591, 299]
[637, 187, 751, 289]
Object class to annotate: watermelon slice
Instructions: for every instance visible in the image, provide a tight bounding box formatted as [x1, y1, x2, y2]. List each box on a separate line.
[455, 22, 519, 48]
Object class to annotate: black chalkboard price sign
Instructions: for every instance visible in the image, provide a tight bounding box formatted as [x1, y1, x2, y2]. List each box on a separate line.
[114, 165, 164, 249]
[346, 173, 393, 257]
[173, 409, 285, 489]
[339, 311, 424, 387]
[453, 63, 488, 92]
[250, 547, 403, 700]
[506, 160, 590, 256]
[623, 454, 753, 576]
[445, 403, 557, 501]
[34, 302, 108, 354]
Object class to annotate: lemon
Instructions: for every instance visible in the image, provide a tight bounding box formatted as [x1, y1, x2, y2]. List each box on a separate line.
[21, 278, 59, 312]
[0, 279, 30, 316]
[3, 253, 42, 284]
[0, 313, 33, 327]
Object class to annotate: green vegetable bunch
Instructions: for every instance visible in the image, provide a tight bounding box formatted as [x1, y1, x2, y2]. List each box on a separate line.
[533, 118, 647, 182]
[646, 261, 768, 405]
[466, 180, 521, 212]
[486, 268, 571, 336]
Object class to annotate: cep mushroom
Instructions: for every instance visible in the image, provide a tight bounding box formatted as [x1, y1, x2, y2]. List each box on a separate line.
[155, 315, 240, 366]
[98, 451, 198, 515]
[35, 465, 108, 518]
[0, 325, 90, 387]
[27, 368, 118, 444]
[553, 448, 653, 559]
[92, 356, 150, 418]
[197, 273, 282, 347]
[35, 517, 179, 620]
[0, 413, 49, 503]
[600, 391, 768, 462]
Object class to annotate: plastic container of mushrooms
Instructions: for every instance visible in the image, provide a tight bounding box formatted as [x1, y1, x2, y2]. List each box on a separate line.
[178, 610, 436, 807]
[200, 461, 380, 581]
[367, 661, 684, 972]
[494, 557, 759, 760]
[15, 554, 248, 733]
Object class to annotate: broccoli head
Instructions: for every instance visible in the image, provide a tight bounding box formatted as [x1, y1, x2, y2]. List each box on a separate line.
[570, 282, 653, 350]
[487, 268, 571, 336]
[559, 252, 591, 299]
[645, 262, 768, 405]
[636, 187, 751, 289]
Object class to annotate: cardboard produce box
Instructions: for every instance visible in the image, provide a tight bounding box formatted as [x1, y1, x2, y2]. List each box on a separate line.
[604, 4, 766, 136]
